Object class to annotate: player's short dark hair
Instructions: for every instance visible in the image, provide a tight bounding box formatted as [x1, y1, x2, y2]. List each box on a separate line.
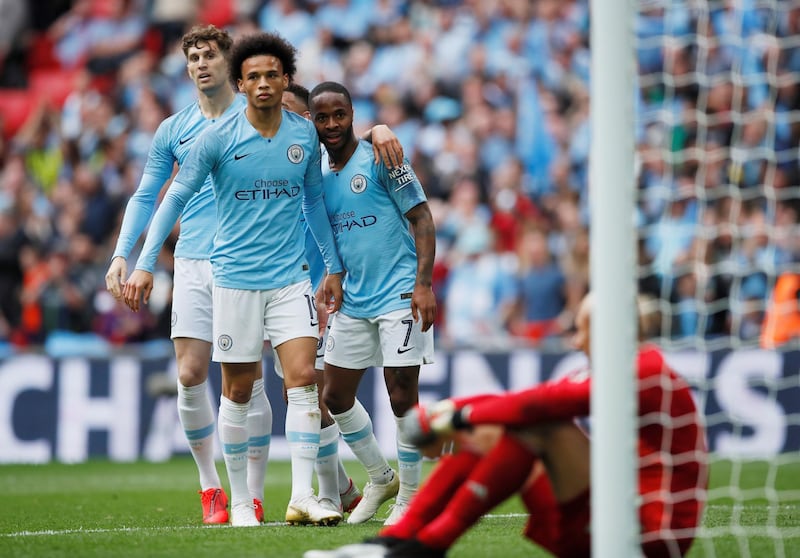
[285, 82, 310, 108]
[309, 81, 353, 107]
[181, 25, 233, 57]
[228, 32, 298, 83]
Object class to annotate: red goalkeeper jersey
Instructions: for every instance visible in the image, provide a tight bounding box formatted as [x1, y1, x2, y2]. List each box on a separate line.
[464, 344, 708, 553]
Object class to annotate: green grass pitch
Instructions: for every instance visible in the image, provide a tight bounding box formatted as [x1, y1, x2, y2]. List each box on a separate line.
[0, 458, 797, 557]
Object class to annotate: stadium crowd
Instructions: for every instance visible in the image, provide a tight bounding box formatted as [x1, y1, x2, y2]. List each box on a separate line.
[0, 0, 798, 353]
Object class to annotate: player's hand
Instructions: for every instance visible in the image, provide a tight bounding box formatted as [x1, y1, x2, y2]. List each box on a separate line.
[411, 283, 436, 332]
[323, 272, 343, 314]
[122, 269, 154, 312]
[314, 284, 330, 335]
[370, 124, 404, 168]
[105, 256, 127, 299]
[402, 399, 458, 449]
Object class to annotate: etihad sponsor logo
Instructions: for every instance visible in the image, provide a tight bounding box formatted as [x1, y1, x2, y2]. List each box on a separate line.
[234, 179, 300, 200]
[331, 214, 377, 233]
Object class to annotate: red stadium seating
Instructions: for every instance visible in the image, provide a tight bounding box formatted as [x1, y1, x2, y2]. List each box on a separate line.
[0, 89, 40, 139]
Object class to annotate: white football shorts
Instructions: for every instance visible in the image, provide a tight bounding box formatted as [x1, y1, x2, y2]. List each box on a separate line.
[212, 280, 318, 363]
[273, 315, 329, 379]
[324, 308, 434, 369]
[170, 257, 213, 342]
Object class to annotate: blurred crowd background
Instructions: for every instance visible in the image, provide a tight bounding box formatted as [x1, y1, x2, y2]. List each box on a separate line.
[0, 0, 797, 355]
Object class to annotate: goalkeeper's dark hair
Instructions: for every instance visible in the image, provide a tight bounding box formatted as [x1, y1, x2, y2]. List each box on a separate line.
[309, 81, 353, 107]
[228, 32, 297, 83]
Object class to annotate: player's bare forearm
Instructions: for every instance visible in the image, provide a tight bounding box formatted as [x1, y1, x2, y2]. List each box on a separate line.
[407, 202, 437, 330]
[407, 203, 436, 288]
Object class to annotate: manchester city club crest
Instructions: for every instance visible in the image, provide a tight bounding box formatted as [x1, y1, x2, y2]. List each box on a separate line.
[287, 144, 304, 164]
[217, 334, 233, 351]
[350, 174, 367, 193]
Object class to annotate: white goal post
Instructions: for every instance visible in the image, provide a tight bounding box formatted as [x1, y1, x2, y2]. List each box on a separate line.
[589, 0, 640, 557]
[591, 1, 800, 557]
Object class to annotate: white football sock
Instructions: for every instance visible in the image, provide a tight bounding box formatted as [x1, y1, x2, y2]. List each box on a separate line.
[332, 400, 393, 484]
[177, 380, 221, 490]
[395, 413, 422, 504]
[338, 459, 352, 494]
[316, 423, 342, 504]
[286, 385, 321, 501]
[247, 378, 272, 502]
[218, 395, 250, 506]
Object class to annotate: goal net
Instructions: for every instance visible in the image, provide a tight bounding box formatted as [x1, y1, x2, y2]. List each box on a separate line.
[632, 1, 800, 556]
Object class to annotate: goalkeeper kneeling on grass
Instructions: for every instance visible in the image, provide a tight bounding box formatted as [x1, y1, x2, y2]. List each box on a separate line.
[303, 292, 708, 558]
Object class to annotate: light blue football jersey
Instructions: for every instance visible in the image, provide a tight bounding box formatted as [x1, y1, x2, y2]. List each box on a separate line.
[112, 96, 246, 260]
[135, 108, 341, 290]
[322, 140, 427, 318]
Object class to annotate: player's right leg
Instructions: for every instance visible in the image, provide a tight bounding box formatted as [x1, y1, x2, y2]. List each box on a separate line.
[171, 258, 227, 524]
[213, 285, 268, 527]
[324, 313, 398, 524]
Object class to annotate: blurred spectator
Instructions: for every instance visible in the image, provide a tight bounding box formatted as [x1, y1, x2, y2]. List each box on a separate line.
[0, 209, 28, 340]
[443, 226, 517, 349]
[509, 225, 567, 345]
[0, 0, 29, 87]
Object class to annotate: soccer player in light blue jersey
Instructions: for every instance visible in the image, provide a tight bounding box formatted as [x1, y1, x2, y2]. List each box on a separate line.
[279, 83, 404, 518]
[309, 81, 437, 526]
[104, 25, 272, 526]
[124, 33, 344, 527]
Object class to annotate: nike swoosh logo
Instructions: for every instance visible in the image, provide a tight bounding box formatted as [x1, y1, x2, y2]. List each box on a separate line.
[179, 136, 194, 145]
[234, 153, 251, 160]
[397, 346, 414, 354]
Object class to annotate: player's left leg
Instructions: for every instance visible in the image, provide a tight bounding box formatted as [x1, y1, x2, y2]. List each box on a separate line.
[382, 364, 421, 525]
[276, 337, 342, 525]
[270, 280, 342, 526]
[378, 309, 433, 525]
[246, 370, 271, 523]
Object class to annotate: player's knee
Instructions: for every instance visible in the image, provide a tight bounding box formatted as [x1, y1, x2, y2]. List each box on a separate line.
[177, 365, 207, 386]
[322, 388, 352, 415]
[388, 390, 416, 417]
